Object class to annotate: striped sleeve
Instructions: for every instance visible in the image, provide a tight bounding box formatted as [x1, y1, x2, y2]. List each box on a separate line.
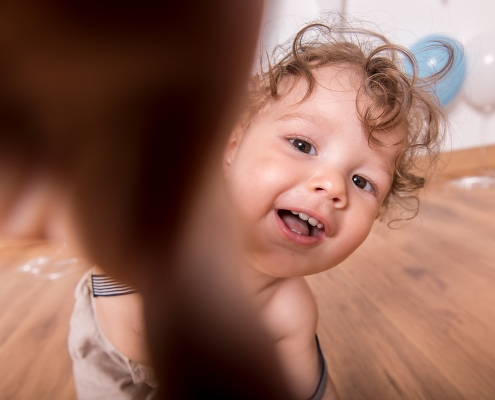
[91, 274, 137, 297]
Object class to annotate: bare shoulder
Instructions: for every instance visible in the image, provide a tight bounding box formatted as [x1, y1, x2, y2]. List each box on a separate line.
[263, 276, 318, 342]
[261, 277, 323, 398]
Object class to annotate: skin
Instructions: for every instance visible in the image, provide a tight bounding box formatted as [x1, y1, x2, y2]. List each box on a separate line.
[0, 2, 299, 398]
[224, 65, 405, 399]
[93, 267, 152, 366]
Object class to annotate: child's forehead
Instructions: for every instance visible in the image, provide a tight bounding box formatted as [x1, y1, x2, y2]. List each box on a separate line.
[261, 65, 364, 125]
[255, 65, 406, 149]
[276, 64, 363, 99]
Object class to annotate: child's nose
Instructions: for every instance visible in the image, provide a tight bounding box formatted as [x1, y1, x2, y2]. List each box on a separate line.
[310, 171, 348, 209]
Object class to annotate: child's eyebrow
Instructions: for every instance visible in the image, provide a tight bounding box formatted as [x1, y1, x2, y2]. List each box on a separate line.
[276, 113, 322, 127]
[369, 156, 396, 183]
[377, 165, 394, 180]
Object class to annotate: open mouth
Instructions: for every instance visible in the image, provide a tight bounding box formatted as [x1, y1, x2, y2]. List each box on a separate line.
[277, 209, 324, 237]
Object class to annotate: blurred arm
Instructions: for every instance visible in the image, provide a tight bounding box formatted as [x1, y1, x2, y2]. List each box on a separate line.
[0, 1, 295, 399]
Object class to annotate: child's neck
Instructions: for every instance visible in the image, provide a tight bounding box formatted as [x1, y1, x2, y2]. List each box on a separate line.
[239, 253, 291, 301]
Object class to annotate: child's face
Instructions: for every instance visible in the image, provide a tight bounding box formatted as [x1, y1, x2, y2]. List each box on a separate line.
[224, 66, 404, 277]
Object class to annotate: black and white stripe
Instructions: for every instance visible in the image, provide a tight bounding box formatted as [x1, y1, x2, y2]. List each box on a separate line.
[91, 274, 137, 297]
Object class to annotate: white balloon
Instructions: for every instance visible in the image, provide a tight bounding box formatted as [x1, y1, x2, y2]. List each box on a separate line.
[464, 31, 495, 113]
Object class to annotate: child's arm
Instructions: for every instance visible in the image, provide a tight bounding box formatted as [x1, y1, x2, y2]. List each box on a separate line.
[93, 267, 151, 366]
[265, 278, 340, 400]
[322, 374, 340, 400]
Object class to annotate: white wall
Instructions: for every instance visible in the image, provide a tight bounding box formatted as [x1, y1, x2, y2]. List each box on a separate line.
[261, 0, 341, 52]
[262, 0, 495, 151]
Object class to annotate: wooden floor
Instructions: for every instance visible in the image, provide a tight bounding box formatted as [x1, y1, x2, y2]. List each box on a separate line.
[0, 241, 87, 400]
[0, 179, 494, 399]
[308, 180, 495, 400]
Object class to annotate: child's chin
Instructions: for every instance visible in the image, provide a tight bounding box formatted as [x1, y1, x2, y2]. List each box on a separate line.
[259, 258, 325, 278]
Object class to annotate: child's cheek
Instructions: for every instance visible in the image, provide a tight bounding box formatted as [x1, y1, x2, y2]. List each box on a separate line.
[345, 208, 376, 247]
[226, 169, 258, 221]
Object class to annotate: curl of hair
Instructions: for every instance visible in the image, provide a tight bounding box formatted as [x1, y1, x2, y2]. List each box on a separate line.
[241, 16, 457, 223]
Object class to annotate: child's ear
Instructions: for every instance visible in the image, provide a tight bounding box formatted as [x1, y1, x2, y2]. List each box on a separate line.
[223, 125, 243, 176]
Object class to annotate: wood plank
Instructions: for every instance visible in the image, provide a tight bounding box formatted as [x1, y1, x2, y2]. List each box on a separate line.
[435, 145, 495, 178]
[308, 184, 495, 399]
[309, 269, 466, 400]
[0, 242, 86, 400]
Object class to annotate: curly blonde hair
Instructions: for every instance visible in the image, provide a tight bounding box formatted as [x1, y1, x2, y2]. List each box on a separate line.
[241, 19, 456, 222]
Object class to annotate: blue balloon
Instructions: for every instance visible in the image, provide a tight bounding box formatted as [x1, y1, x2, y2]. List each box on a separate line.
[406, 34, 466, 107]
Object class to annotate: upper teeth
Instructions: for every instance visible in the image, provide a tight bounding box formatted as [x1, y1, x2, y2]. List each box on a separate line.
[291, 210, 324, 229]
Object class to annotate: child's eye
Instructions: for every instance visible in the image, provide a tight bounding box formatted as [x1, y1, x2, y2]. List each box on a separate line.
[352, 175, 374, 193]
[289, 139, 316, 155]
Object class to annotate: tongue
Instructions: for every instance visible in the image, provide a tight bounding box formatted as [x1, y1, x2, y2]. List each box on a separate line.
[280, 213, 310, 236]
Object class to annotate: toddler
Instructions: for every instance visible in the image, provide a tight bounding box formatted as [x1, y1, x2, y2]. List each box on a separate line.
[68, 19, 451, 400]
[222, 21, 449, 399]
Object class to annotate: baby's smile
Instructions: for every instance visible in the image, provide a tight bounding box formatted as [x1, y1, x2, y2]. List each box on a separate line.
[224, 65, 402, 276]
[277, 209, 324, 237]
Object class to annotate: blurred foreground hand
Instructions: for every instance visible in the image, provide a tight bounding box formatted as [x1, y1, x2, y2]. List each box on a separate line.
[0, 1, 293, 398]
